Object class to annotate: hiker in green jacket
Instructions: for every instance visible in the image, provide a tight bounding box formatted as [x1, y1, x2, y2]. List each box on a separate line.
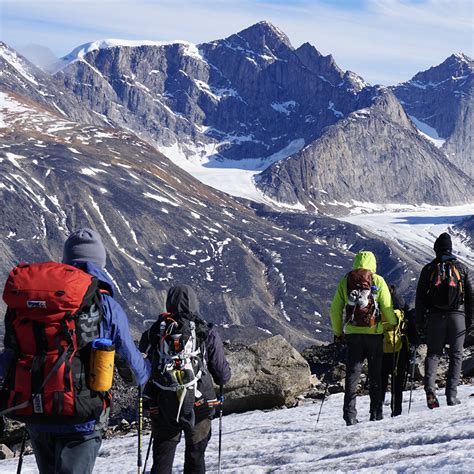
[330, 251, 397, 426]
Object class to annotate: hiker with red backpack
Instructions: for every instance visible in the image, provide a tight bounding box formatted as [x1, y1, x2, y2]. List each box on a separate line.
[0, 228, 151, 474]
[415, 232, 472, 409]
[139, 284, 231, 474]
[330, 251, 397, 426]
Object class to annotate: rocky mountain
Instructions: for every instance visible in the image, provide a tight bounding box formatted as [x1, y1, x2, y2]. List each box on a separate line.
[54, 23, 472, 209]
[54, 21, 372, 162]
[392, 53, 473, 178]
[256, 89, 473, 208]
[0, 42, 103, 126]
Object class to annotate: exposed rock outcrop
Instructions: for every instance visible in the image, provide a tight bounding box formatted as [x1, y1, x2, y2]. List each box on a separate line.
[223, 336, 312, 413]
[256, 89, 473, 207]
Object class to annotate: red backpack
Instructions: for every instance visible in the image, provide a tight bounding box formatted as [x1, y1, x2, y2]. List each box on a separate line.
[1, 262, 108, 424]
[345, 268, 379, 327]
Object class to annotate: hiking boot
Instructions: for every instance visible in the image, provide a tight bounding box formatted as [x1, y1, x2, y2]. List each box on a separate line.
[426, 390, 439, 409]
[345, 418, 359, 426]
[447, 397, 461, 406]
[370, 412, 383, 421]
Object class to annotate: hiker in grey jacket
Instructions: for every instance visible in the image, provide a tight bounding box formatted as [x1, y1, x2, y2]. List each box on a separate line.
[416, 232, 472, 408]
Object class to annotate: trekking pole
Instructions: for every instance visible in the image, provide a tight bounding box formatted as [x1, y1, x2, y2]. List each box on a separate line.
[391, 334, 397, 416]
[138, 386, 143, 474]
[408, 345, 418, 414]
[142, 432, 153, 474]
[218, 385, 224, 474]
[316, 381, 329, 424]
[16, 428, 28, 474]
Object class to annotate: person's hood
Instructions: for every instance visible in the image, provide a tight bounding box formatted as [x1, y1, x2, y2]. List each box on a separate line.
[71, 261, 115, 296]
[166, 285, 200, 317]
[352, 251, 377, 273]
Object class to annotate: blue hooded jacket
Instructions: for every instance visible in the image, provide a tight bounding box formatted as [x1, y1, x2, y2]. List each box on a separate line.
[0, 261, 151, 433]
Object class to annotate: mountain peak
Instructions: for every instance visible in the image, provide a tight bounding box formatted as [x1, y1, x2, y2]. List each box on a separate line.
[450, 52, 473, 65]
[230, 21, 293, 53]
[244, 21, 289, 36]
[405, 52, 473, 87]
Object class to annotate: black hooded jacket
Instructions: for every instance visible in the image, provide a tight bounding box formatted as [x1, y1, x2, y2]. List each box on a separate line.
[139, 285, 231, 426]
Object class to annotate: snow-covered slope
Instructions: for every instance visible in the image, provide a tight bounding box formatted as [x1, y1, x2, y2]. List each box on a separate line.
[342, 204, 474, 267]
[2, 385, 472, 472]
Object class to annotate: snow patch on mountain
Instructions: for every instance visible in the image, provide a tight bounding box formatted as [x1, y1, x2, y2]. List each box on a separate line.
[328, 100, 344, 118]
[409, 115, 446, 147]
[0, 45, 39, 86]
[271, 101, 297, 115]
[160, 138, 305, 203]
[0, 91, 33, 127]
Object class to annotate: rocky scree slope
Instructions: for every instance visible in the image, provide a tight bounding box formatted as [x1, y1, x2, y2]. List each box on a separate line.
[256, 89, 473, 208]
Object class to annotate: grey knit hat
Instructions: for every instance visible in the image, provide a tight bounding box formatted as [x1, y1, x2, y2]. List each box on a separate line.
[63, 228, 107, 268]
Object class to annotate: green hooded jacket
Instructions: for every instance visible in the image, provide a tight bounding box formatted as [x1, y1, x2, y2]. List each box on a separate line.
[330, 251, 397, 337]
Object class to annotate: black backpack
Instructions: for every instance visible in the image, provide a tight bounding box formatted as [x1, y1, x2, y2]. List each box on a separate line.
[428, 260, 464, 310]
[143, 313, 216, 428]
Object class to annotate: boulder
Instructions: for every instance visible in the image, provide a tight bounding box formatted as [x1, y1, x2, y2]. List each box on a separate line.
[0, 443, 14, 460]
[462, 350, 474, 377]
[223, 335, 311, 413]
[0, 418, 24, 447]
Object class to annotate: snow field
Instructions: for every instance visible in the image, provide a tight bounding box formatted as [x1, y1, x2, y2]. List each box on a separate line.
[342, 204, 474, 266]
[160, 139, 305, 204]
[2, 385, 472, 473]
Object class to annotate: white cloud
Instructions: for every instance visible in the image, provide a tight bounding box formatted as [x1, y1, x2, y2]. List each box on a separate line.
[0, 0, 472, 84]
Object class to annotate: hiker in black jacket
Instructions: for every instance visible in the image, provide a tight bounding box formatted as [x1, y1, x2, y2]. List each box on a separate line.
[416, 232, 472, 408]
[139, 285, 231, 474]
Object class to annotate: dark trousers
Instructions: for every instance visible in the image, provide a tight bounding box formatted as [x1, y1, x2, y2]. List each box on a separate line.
[151, 417, 211, 474]
[381, 341, 409, 416]
[26, 426, 102, 474]
[424, 312, 466, 400]
[343, 334, 384, 421]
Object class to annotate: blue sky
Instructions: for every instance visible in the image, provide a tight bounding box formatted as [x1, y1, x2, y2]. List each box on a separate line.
[0, 0, 472, 85]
